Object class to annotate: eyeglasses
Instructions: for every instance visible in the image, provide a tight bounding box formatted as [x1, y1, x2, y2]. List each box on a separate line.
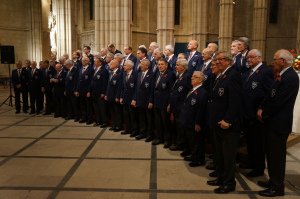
[247, 56, 258, 59]
[273, 58, 284, 61]
[191, 76, 201, 79]
[215, 57, 227, 61]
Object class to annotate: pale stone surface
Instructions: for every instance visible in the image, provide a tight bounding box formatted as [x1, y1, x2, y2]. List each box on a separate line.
[0, 126, 52, 138]
[0, 191, 51, 199]
[0, 138, 34, 156]
[46, 126, 100, 139]
[56, 192, 149, 199]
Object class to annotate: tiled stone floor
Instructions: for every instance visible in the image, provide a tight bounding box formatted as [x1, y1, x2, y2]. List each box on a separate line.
[0, 88, 300, 199]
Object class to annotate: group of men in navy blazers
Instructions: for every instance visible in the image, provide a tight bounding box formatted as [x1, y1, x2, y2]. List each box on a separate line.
[11, 38, 299, 197]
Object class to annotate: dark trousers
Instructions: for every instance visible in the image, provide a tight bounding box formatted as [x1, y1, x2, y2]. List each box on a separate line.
[79, 95, 93, 122]
[123, 103, 138, 133]
[213, 126, 240, 186]
[92, 95, 108, 124]
[244, 119, 266, 172]
[54, 94, 66, 117]
[29, 90, 42, 113]
[67, 94, 80, 119]
[154, 107, 170, 143]
[109, 101, 123, 128]
[14, 88, 28, 112]
[181, 125, 205, 162]
[265, 130, 289, 189]
[45, 89, 54, 113]
[138, 107, 153, 137]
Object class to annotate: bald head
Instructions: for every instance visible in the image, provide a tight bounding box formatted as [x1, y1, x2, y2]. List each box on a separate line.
[187, 40, 198, 52]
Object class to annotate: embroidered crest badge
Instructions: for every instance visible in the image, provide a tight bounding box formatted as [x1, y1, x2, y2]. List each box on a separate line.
[192, 61, 196, 67]
[218, 88, 224, 96]
[112, 80, 117, 85]
[191, 98, 196, 105]
[178, 86, 183, 92]
[145, 82, 149, 88]
[97, 75, 100, 79]
[69, 76, 72, 80]
[130, 83, 134, 88]
[85, 75, 88, 80]
[252, 81, 258, 89]
[271, 89, 276, 97]
[162, 83, 166, 89]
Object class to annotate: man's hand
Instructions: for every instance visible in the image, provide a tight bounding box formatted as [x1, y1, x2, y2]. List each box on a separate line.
[218, 120, 231, 129]
[257, 109, 263, 122]
[131, 100, 136, 107]
[148, 103, 153, 109]
[195, 124, 201, 132]
[120, 98, 123, 104]
[74, 91, 79, 97]
[86, 92, 90, 98]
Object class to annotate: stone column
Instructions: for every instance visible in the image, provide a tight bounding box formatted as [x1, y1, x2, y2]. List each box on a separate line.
[157, 0, 174, 48]
[218, 0, 234, 52]
[28, 0, 43, 61]
[94, 0, 131, 52]
[297, 9, 300, 50]
[252, 0, 268, 59]
[53, 0, 76, 58]
[193, 0, 208, 51]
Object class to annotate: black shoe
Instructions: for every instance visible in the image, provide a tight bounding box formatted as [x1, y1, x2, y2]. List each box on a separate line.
[23, 110, 28, 113]
[214, 185, 235, 194]
[36, 111, 40, 115]
[257, 180, 272, 188]
[29, 111, 35, 115]
[100, 123, 108, 128]
[258, 187, 284, 197]
[109, 127, 116, 131]
[79, 119, 86, 123]
[121, 131, 130, 135]
[209, 170, 218, 178]
[15, 111, 20, 114]
[207, 179, 223, 186]
[180, 151, 190, 157]
[208, 154, 214, 159]
[86, 121, 93, 125]
[145, 136, 153, 142]
[169, 144, 181, 151]
[135, 134, 146, 140]
[54, 114, 60, 118]
[130, 132, 138, 137]
[93, 123, 100, 127]
[206, 164, 216, 170]
[239, 163, 252, 169]
[184, 156, 192, 161]
[74, 118, 80, 122]
[246, 170, 264, 178]
[189, 161, 204, 167]
[163, 142, 170, 148]
[114, 127, 123, 132]
[152, 139, 162, 145]
[43, 112, 51, 115]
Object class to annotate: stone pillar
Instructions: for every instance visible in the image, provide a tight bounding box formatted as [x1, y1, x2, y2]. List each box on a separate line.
[157, 0, 174, 48]
[252, 0, 268, 59]
[218, 0, 234, 52]
[95, 0, 131, 52]
[53, 0, 76, 58]
[193, 0, 208, 51]
[297, 9, 300, 50]
[28, 0, 43, 61]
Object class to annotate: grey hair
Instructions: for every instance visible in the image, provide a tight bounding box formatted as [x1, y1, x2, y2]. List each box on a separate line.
[59, 56, 66, 62]
[193, 71, 205, 82]
[249, 49, 262, 57]
[65, 59, 74, 65]
[124, 60, 134, 68]
[207, 43, 218, 51]
[140, 59, 151, 67]
[82, 56, 90, 62]
[154, 48, 163, 56]
[276, 49, 294, 65]
[165, 44, 174, 53]
[176, 59, 188, 70]
[150, 42, 159, 48]
[216, 51, 233, 61]
[202, 48, 214, 57]
[106, 52, 114, 58]
[238, 37, 250, 48]
[114, 53, 124, 59]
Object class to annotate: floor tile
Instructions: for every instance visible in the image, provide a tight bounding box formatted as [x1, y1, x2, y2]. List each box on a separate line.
[56, 192, 149, 199]
[18, 139, 91, 157]
[158, 193, 250, 199]
[46, 126, 100, 139]
[87, 140, 151, 159]
[0, 158, 75, 187]
[156, 145, 182, 160]
[65, 159, 150, 189]
[0, 138, 34, 156]
[100, 130, 133, 140]
[0, 126, 53, 138]
[0, 191, 50, 199]
[18, 117, 65, 126]
[0, 116, 29, 125]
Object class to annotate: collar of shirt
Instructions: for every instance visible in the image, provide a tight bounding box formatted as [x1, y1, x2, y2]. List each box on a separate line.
[242, 50, 248, 58]
[251, 62, 263, 73]
[127, 70, 133, 77]
[83, 65, 89, 70]
[204, 59, 212, 66]
[191, 84, 202, 92]
[221, 66, 231, 75]
[168, 54, 174, 62]
[112, 68, 118, 74]
[280, 66, 291, 76]
[142, 69, 149, 76]
[189, 51, 196, 58]
[126, 53, 132, 60]
[69, 66, 74, 72]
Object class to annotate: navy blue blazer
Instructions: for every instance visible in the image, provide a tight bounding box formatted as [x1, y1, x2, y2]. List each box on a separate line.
[210, 67, 242, 130]
[153, 69, 176, 110]
[167, 55, 177, 71]
[65, 67, 79, 96]
[106, 68, 123, 102]
[134, 70, 155, 108]
[120, 71, 138, 105]
[187, 51, 203, 73]
[77, 66, 94, 95]
[28, 68, 42, 92]
[87, 54, 94, 67]
[201, 62, 213, 91]
[41, 66, 56, 91]
[261, 67, 299, 134]
[179, 85, 208, 129]
[233, 52, 249, 74]
[12, 68, 29, 90]
[169, 71, 192, 116]
[242, 64, 274, 120]
[126, 54, 138, 66]
[89, 67, 109, 97]
[52, 70, 67, 97]
[74, 59, 82, 70]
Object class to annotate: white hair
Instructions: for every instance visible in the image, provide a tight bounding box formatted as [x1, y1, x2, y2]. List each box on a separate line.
[276, 49, 294, 65]
[124, 60, 134, 68]
[165, 44, 174, 53]
[176, 59, 188, 70]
